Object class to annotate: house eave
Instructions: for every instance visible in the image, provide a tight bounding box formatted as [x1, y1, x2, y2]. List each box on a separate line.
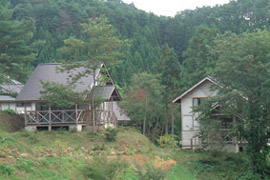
[172, 76, 217, 103]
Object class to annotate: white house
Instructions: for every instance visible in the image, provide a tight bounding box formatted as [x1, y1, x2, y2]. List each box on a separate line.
[0, 78, 24, 112]
[173, 77, 242, 153]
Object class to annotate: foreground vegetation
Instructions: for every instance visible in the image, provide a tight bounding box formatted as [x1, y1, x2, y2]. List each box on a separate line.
[0, 112, 263, 180]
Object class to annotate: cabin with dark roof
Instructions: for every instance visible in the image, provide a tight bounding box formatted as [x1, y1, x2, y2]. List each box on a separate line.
[16, 63, 130, 131]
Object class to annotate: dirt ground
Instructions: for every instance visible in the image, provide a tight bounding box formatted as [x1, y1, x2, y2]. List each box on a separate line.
[0, 112, 24, 132]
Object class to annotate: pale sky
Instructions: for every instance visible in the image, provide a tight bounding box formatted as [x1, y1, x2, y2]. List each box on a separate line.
[122, 0, 231, 17]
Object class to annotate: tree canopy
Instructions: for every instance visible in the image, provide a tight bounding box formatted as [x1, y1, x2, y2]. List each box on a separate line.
[196, 29, 270, 176]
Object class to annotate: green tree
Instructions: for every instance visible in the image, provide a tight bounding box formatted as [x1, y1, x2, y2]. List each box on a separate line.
[197, 29, 270, 177]
[39, 81, 86, 108]
[159, 44, 181, 134]
[121, 73, 164, 139]
[59, 15, 129, 129]
[0, 3, 37, 82]
[180, 25, 220, 91]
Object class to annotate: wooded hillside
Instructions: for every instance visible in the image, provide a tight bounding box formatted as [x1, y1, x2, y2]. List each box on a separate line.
[2, 0, 270, 85]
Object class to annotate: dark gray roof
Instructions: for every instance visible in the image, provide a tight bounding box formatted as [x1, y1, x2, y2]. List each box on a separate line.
[0, 95, 15, 102]
[113, 102, 130, 121]
[16, 63, 95, 101]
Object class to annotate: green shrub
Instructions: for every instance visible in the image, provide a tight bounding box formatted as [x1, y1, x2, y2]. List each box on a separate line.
[92, 144, 106, 151]
[2, 109, 15, 115]
[0, 164, 14, 176]
[19, 130, 32, 137]
[157, 135, 178, 148]
[0, 136, 16, 145]
[83, 156, 129, 180]
[136, 164, 167, 180]
[15, 160, 35, 173]
[167, 164, 196, 180]
[105, 128, 118, 142]
[69, 127, 78, 133]
[238, 171, 264, 180]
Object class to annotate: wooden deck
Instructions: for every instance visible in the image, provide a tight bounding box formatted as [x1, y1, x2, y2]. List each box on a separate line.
[25, 109, 117, 126]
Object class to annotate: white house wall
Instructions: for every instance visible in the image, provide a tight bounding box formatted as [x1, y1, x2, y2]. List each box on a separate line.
[15, 102, 36, 114]
[181, 80, 218, 148]
[0, 102, 16, 111]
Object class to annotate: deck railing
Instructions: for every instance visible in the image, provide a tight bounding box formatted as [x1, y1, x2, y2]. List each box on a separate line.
[25, 109, 88, 125]
[25, 109, 117, 126]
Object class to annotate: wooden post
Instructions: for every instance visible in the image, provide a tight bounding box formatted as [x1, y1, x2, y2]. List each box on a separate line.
[233, 115, 239, 152]
[48, 104, 52, 131]
[191, 139, 195, 153]
[111, 97, 117, 127]
[103, 102, 105, 125]
[108, 101, 111, 125]
[75, 104, 78, 125]
[24, 103, 27, 128]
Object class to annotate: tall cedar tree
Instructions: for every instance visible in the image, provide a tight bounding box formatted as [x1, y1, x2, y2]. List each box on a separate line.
[59, 15, 129, 129]
[0, 3, 37, 83]
[159, 44, 181, 134]
[180, 25, 219, 91]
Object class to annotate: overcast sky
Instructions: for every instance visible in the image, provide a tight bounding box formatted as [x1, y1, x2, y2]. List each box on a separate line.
[122, 0, 231, 17]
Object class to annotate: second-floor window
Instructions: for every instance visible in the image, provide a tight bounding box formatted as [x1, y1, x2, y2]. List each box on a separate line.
[193, 98, 204, 106]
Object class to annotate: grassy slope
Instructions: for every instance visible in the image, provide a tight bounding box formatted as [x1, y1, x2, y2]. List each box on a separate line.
[169, 150, 252, 180]
[0, 113, 252, 180]
[0, 129, 156, 180]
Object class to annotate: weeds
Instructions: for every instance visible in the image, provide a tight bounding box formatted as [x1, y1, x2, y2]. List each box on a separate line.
[83, 156, 130, 180]
[105, 128, 118, 142]
[0, 164, 13, 176]
[157, 135, 178, 148]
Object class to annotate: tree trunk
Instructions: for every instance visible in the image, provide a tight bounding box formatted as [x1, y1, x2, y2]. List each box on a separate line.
[165, 103, 168, 135]
[143, 98, 147, 135]
[92, 71, 96, 132]
[171, 104, 175, 135]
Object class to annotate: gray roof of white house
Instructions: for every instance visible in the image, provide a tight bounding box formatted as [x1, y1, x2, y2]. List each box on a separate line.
[0, 95, 16, 102]
[92, 85, 115, 100]
[0, 77, 23, 102]
[0, 84, 24, 94]
[113, 102, 130, 121]
[16, 63, 96, 101]
[172, 76, 216, 103]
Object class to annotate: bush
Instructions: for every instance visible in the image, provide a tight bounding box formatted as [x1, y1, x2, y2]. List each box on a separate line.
[105, 128, 118, 142]
[2, 109, 15, 115]
[136, 164, 167, 180]
[92, 144, 106, 151]
[0, 164, 14, 176]
[83, 156, 129, 180]
[157, 135, 178, 148]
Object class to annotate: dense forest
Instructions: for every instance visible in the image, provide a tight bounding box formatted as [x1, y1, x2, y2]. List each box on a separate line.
[1, 0, 270, 85]
[2, 0, 270, 177]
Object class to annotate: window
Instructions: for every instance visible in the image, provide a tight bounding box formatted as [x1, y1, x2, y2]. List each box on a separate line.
[221, 117, 233, 129]
[16, 102, 31, 107]
[193, 98, 204, 106]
